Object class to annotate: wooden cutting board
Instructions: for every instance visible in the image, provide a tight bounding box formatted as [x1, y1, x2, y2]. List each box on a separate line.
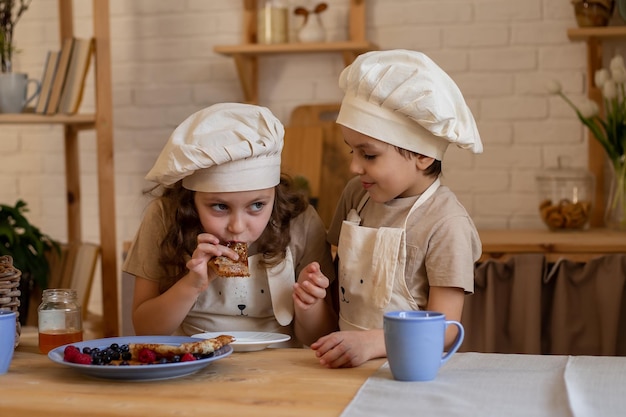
[284, 104, 353, 228]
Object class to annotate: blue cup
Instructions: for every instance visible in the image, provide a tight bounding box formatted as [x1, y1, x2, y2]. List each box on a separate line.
[0, 310, 17, 375]
[383, 311, 464, 381]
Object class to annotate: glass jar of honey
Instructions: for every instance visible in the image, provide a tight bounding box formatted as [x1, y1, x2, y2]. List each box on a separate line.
[38, 289, 83, 354]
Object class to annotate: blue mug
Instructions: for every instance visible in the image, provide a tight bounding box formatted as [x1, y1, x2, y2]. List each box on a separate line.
[383, 311, 464, 381]
[0, 310, 17, 374]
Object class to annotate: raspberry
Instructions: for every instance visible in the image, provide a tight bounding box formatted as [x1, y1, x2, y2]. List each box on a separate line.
[73, 353, 93, 365]
[180, 353, 196, 362]
[137, 348, 157, 364]
[63, 345, 80, 362]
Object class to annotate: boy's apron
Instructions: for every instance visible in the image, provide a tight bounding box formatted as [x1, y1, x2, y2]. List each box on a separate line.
[181, 249, 295, 335]
[337, 179, 440, 330]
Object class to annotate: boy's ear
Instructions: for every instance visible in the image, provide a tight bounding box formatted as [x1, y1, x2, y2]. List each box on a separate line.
[415, 154, 435, 170]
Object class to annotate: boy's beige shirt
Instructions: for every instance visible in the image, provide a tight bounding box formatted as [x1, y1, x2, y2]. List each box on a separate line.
[328, 176, 481, 310]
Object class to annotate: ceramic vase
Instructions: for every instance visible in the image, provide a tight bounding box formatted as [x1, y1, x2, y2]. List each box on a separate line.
[297, 14, 326, 43]
[618, 0, 626, 21]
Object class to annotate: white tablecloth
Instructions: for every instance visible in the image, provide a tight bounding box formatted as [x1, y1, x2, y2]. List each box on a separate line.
[341, 352, 626, 417]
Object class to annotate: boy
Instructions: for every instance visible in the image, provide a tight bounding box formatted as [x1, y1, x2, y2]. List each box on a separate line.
[310, 50, 483, 368]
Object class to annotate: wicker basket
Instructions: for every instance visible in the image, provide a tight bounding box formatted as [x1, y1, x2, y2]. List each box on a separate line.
[0, 255, 21, 347]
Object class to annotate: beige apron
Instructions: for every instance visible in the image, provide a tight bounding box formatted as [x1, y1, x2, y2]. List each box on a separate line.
[179, 249, 295, 335]
[337, 179, 441, 331]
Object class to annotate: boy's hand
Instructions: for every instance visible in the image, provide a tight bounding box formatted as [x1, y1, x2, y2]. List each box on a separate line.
[293, 262, 329, 310]
[310, 329, 385, 368]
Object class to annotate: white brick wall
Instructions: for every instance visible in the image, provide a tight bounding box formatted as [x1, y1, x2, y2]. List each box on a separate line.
[2, 0, 625, 314]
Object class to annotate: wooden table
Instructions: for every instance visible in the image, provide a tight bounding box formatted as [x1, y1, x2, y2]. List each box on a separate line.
[2, 331, 384, 417]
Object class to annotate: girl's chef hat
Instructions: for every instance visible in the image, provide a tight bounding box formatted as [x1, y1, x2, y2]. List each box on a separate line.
[145, 103, 284, 192]
[336, 49, 483, 160]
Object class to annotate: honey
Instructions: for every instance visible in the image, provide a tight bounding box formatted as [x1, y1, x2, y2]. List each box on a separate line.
[39, 329, 83, 354]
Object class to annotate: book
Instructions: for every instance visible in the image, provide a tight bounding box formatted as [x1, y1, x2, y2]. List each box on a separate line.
[35, 50, 61, 114]
[46, 38, 74, 115]
[58, 37, 94, 115]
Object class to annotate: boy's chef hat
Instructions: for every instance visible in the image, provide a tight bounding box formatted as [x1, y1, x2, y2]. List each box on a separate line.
[145, 103, 284, 192]
[336, 49, 482, 160]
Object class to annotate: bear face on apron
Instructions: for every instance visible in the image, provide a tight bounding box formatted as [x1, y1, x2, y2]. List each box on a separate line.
[180, 249, 295, 336]
[337, 178, 441, 331]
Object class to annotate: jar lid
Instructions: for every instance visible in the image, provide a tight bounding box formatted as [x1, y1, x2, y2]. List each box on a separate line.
[536, 156, 595, 182]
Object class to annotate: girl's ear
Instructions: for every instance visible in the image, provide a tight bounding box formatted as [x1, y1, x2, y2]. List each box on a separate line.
[415, 154, 435, 171]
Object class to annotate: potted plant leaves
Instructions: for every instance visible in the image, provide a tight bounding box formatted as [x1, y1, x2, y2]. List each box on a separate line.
[0, 199, 60, 324]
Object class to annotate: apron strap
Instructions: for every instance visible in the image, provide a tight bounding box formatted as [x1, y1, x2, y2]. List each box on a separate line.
[266, 249, 295, 326]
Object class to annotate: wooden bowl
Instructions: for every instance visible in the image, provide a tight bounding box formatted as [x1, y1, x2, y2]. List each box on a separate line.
[572, 0, 615, 27]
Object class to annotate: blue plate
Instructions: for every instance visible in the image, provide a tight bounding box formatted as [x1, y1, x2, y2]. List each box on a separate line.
[48, 336, 233, 381]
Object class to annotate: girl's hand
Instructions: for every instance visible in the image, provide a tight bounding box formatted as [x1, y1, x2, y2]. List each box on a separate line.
[293, 262, 329, 310]
[184, 234, 239, 291]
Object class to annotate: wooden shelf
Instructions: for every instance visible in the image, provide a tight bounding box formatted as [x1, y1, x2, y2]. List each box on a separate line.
[567, 26, 626, 40]
[0, 112, 95, 127]
[214, 40, 377, 56]
[215, 41, 376, 104]
[0, 0, 118, 337]
[214, 0, 376, 104]
[566, 25, 626, 227]
[479, 228, 626, 263]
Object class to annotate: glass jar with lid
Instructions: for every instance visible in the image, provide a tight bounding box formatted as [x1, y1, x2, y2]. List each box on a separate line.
[38, 288, 83, 354]
[536, 157, 595, 231]
[257, 0, 289, 44]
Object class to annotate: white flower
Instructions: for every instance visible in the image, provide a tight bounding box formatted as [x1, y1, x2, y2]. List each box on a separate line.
[549, 54, 625, 165]
[610, 54, 625, 73]
[612, 66, 626, 84]
[603, 79, 617, 100]
[545, 79, 562, 94]
[595, 68, 610, 88]
[578, 99, 599, 118]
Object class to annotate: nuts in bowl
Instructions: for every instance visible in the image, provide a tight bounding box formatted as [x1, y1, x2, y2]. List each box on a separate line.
[536, 158, 595, 231]
[539, 198, 592, 230]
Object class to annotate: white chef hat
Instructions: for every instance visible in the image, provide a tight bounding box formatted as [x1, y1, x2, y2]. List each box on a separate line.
[145, 103, 284, 192]
[336, 49, 482, 160]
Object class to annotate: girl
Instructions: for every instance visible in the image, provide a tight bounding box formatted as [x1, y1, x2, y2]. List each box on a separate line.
[123, 103, 337, 347]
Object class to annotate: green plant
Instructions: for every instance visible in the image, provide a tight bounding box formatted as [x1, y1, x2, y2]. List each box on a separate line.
[0, 199, 60, 289]
[547, 54, 626, 229]
[0, 0, 31, 73]
[547, 55, 625, 169]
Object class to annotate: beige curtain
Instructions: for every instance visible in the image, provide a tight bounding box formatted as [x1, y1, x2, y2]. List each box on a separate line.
[461, 254, 545, 354]
[462, 254, 626, 356]
[547, 254, 626, 356]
